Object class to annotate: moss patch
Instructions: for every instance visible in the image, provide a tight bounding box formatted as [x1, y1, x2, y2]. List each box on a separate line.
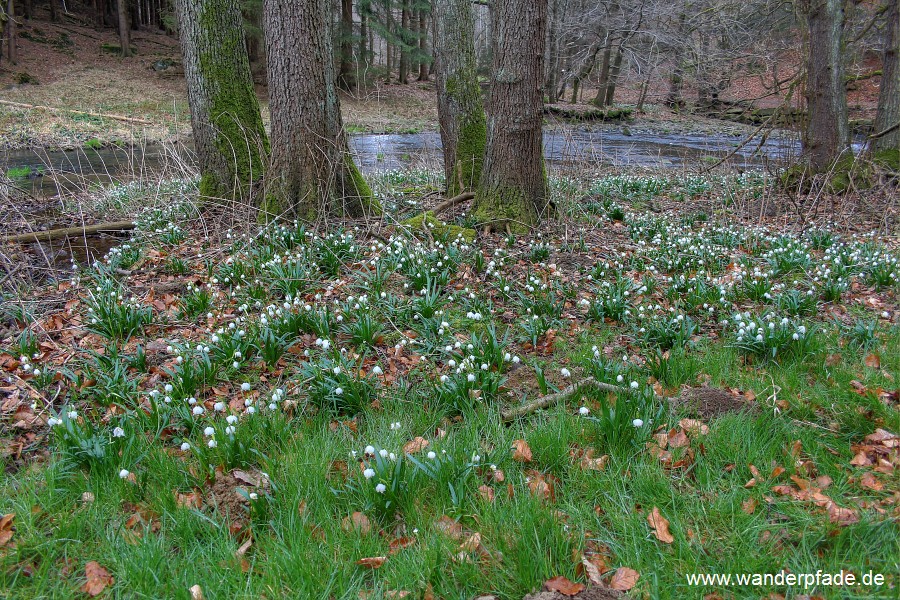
[401, 211, 476, 243]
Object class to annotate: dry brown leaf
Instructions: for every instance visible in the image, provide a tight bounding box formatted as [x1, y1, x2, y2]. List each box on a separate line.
[0, 513, 14, 548]
[81, 561, 114, 596]
[580, 449, 609, 471]
[849, 451, 872, 466]
[527, 471, 555, 502]
[826, 502, 859, 526]
[742, 498, 758, 515]
[403, 436, 429, 454]
[859, 472, 883, 491]
[232, 469, 259, 487]
[580, 555, 606, 585]
[342, 511, 371, 535]
[544, 575, 585, 596]
[512, 439, 533, 463]
[478, 484, 495, 503]
[679, 419, 709, 436]
[356, 556, 387, 569]
[189, 584, 204, 600]
[669, 429, 690, 448]
[609, 566, 640, 591]
[864, 353, 881, 369]
[435, 515, 464, 540]
[235, 537, 252, 557]
[388, 536, 416, 554]
[647, 506, 674, 544]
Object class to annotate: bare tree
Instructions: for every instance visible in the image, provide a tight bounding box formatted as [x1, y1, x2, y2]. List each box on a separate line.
[432, 0, 486, 195]
[262, 0, 375, 221]
[473, 0, 549, 231]
[174, 0, 268, 200]
[873, 0, 899, 153]
[801, 0, 849, 172]
[116, 0, 130, 56]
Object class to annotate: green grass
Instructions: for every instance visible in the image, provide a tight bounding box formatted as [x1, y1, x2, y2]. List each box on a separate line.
[1, 171, 898, 599]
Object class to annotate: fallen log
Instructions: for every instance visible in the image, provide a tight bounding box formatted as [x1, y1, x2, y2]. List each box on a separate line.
[432, 191, 475, 216]
[3, 221, 136, 244]
[0, 100, 154, 126]
[501, 377, 632, 422]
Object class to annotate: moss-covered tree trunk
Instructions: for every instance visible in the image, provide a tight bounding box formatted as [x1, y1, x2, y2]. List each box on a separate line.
[873, 0, 899, 153]
[432, 0, 486, 196]
[473, 0, 548, 232]
[801, 0, 849, 172]
[262, 0, 375, 222]
[175, 0, 268, 201]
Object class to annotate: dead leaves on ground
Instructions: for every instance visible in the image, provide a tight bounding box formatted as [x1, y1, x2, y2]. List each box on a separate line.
[544, 575, 585, 596]
[647, 506, 674, 544]
[80, 561, 114, 596]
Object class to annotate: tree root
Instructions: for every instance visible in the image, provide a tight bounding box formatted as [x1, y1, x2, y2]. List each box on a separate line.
[3, 221, 135, 244]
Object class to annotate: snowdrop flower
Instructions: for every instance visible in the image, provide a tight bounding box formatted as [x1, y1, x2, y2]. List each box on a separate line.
[632, 419, 644, 427]
[375, 483, 386, 494]
[208, 439, 217, 448]
[390, 422, 401, 431]
[214, 402, 225, 412]
[512, 356, 520, 364]
[579, 406, 590, 416]
[333, 366, 341, 375]
[365, 445, 375, 455]
[467, 373, 476, 383]
[363, 468, 376, 479]
[379, 449, 389, 458]
[112, 427, 125, 438]
[118, 469, 130, 479]
[192, 406, 204, 415]
[225, 425, 236, 435]
[204, 426, 215, 436]
[165, 384, 173, 393]
[560, 368, 571, 378]
[372, 366, 383, 375]
[67, 410, 78, 420]
[616, 374, 624, 383]
[47, 417, 60, 427]
[226, 415, 238, 425]
[180, 442, 191, 451]
[334, 387, 344, 396]
[241, 382, 251, 392]
[630, 381, 639, 389]
[427, 451, 437, 460]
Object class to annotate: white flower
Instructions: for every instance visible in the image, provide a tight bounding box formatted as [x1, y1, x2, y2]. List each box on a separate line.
[226, 415, 238, 424]
[560, 368, 571, 378]
[630, 381, 639, 389]
[375, 483, 386, 494]
[112, 427, 125, 438]
[118, 469, 130, 479]
[632, 418, 644, 427]
[616, 374, 624, 383]
[214, 402, 225, 412]
[372, 366, 383, 375]
[363, 468, 376, 479]
[379, 449, 388, 458]
[208, 439, 217, 448]
[427, 451, 437, 460]
[241, 382, 251, 392]
[579, 406, 590, 416]
[204, 426, 215, 436]
[467, 373, 476, 382]
[192, 406, 204, 415]
[67, 410, 78, 420]
[225, 425, 236, 435]
[334, 387, 344, 396]
[365, 445, 375, 455]
[180, 442, 190, 451]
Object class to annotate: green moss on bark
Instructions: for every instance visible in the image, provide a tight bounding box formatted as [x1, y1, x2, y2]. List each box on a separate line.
[196, 2, 268, 199]
[402, 211, 476, 243]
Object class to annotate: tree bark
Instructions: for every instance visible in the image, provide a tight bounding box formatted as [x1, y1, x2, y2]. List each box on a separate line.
[398, 0, 410, 84]
[604, 45, 623, 107]
[417, 7, 429, 81]
[49, 0, 57, 22]
[591, 40, 614, 107]
[116, 0, 129, 56]
[801, 0, 849, 172]
[174, 0, 268, 200]
[338, 0, 355, 91]
[262, 0, 376, 222]
[544, 0, 560, 103]
[433, 0, 486, 195]
[5, 0, 16, 65]
[473, 0, 549, 232]
[873, 0, 899, 153]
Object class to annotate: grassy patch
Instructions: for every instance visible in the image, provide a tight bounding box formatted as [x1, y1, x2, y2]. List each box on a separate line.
[1, 171, 898, 599]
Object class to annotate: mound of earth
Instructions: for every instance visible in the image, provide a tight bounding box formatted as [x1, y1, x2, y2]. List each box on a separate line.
[523, 587, 622, 600]
[671, 386, 753, 420]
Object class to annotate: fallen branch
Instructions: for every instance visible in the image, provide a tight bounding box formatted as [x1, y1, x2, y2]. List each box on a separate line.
[868, 121, 899, 140]
[3, 221, 135, 244]
[501, 377, 635, 422]
[0, 100, 154, 125]
[432, 191, 475, 216]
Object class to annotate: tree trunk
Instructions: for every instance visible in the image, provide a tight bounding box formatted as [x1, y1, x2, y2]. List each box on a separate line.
[592, 40, 613, 107]
[544, 0, 560, 102]
[359, 12, 368, 68]
[174, 0, 268, 200]
[338, 0, 355, 91]
[398, 0, 410, 84]
[5, 0, 16, 65]
[417, 8, 428, 81]
[116, 0, 129, 56]
[873, 0, 899, 153]
[801, 0, 849, 172]
[262, 0, 375, 221]
[473, 0, 548, 232]
[433, 0, 486, 195]
[21, 0, 29, 20]
[604, 45, 623, 107]
[49, 0, 57, 22]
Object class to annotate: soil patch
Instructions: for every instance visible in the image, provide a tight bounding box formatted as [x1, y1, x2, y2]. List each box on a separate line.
[671, 386, 752, 420]
[523, 586, 622, 600]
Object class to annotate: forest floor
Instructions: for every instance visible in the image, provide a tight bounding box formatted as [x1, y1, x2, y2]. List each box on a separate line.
[0, 164, 898, 598]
